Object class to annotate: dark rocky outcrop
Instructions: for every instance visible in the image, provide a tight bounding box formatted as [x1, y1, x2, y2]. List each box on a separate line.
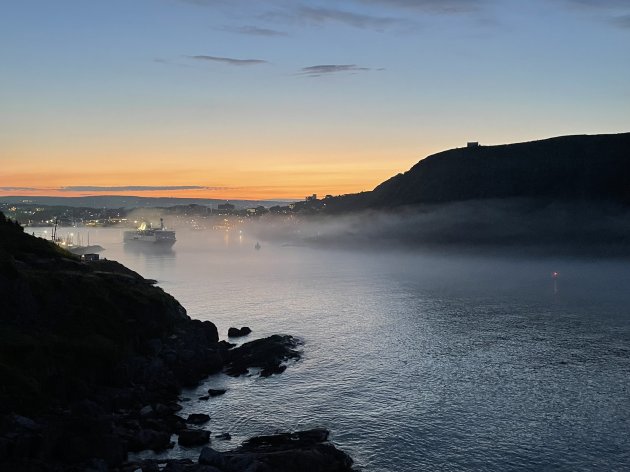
[227, 326, 252, 338]
[207, 389, 227, 397]
[0, 214, 347, 471]
[178, 429, 211, 447]
[223, 335, 302, 377]
[186, 414, 211, 425]
[198, 429, 354, 472]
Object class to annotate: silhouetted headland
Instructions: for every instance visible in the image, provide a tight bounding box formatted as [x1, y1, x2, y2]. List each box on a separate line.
[0, 212, 354, 471]
[327, 132, 630, 210]
[293, 132, 630, 254]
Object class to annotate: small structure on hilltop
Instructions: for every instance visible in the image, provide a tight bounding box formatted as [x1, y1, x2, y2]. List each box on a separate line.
[467, 141, 480, 148]
[81, 253, 100, 262]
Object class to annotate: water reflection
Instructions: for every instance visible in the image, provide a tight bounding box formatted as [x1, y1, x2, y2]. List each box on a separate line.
[123, 243, 176, 256]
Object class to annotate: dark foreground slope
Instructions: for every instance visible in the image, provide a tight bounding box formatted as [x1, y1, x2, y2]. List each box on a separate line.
[327, 132, 630, 211]
[0, 214, 353, 471]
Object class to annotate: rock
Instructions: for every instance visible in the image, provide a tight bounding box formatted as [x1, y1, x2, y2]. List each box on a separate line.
[84, 458, 109, 472]
[218, 340, 236, 349]
[167, 402, 183, 412]
[224, 334, 302, 377]
[260, 364, 286, 377]
[199, 429, 353, 472]
[227, 326, 252, 338]
[160, 459, 196, 472]
[198, 395, 210, 401]
[164, 414, 187, 432]
[139, 405, 154, 417]
[177, 429, 211, 447]
[129, 429, 173, 452]
[186, 414, 210, 425]
[242, 428, 329, 448]
[199, 447, 226, 468]
[207, 389, 226, 397]
[215, 432, 231, 440]
[154, 403, 171, 417]
[7, 414, 41, 432]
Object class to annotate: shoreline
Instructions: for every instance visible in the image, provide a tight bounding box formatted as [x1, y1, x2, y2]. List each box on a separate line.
[0, 213, 355, 471]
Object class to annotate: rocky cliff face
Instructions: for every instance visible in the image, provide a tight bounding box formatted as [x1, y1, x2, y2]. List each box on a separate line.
[0, 212, 213, 415]
[0, 213, 223, 467]
[0, 213, 354, 471]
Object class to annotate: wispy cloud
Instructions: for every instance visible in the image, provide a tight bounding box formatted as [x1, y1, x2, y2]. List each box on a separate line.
[0, 187, 45, 192]
[561, 0, 630, 8]
[298, 64, 378, 77]
[356, 0, 488, 13]
[59, 186, 215, 192]
[188, 55, 268, 66]
[555, 0, 630, 29]
[612, 14, 630, 28]
[296, 6, 406, 30]
[223, 25, 288, 36]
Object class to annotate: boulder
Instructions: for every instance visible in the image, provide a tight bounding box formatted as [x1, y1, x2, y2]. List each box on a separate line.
[198, 429, 353, 472]
[129, 429, 172, 452]
[177, 429, 211, 447]
[207, 389, 226, 397]
[186, 414, 210, 425]
[223, 335, 301, 377]
[227, 327, 252, 338]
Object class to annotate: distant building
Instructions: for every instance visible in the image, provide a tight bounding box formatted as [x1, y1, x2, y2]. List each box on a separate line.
[218, 203, 236, 211]
[81, 253, 100, 262]
[305, 194, 317, 202]
[467, 141, 479, 148]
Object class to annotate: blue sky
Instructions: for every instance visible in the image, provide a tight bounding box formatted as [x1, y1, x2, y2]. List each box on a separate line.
[1, 0, 629, 199]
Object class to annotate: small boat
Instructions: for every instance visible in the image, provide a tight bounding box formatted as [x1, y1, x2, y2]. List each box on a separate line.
[254, 242, 261, 250]
[53, 224, 104, 255]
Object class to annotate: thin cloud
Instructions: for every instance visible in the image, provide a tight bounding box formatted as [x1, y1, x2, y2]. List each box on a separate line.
[298, 64, 375, 77]
[356, 0, 488, 13]
[296, 6, 406, 30]
[0, 187, 44, 192]
[223, 25, 288, 36]
[188, 55, 268, 66]
[60, 186, 216, 192]
[612, 14, 630, 28]
[561, 0, 630, 8]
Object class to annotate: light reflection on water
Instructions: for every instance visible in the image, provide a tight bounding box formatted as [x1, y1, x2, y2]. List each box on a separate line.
[51, 228, 630, 470]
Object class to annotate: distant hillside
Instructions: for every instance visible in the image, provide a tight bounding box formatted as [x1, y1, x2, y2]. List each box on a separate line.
[328, 133, 630, 211]
[0, 195, 290, 209]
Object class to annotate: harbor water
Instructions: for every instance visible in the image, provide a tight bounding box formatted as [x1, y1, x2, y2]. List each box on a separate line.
[50, 227, 630, 471]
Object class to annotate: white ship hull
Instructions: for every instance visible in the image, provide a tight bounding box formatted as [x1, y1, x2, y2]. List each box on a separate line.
[123, 219, 176, 246]
[123, 230, 176, 246]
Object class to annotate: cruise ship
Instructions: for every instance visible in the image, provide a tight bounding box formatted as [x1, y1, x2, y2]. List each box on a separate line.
[123, 218, 176, 246]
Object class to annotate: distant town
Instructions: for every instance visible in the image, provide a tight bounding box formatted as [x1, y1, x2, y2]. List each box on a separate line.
[0, 194, 338, 230]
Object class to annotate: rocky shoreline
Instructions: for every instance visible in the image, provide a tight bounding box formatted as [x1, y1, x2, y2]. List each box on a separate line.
[0, 213, 355, 471]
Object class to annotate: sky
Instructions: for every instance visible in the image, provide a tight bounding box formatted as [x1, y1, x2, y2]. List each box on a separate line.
[1, 0, 629, 201]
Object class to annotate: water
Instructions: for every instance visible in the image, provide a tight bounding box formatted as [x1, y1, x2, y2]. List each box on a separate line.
[50, 227, 630, 471]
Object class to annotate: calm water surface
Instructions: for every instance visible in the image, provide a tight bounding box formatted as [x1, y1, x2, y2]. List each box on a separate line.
[54, 228, 630, 471]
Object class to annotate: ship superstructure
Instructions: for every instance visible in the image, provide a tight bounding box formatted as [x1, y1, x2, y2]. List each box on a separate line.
[123, 218, 176, 246]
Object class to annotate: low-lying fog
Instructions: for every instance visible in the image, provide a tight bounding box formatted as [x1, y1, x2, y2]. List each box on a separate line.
[46, 203, 630, 471]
